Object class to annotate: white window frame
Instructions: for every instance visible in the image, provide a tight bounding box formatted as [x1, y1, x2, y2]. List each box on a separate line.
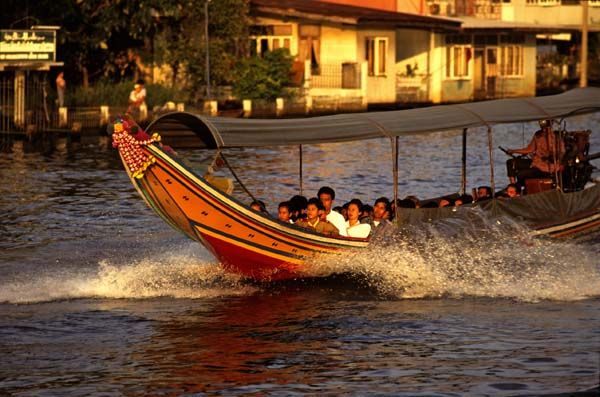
[366, 37, 388, 77]
[445, 45, 472, 79]
[250, 35, 292, 56]
[499, 45, 524, 77]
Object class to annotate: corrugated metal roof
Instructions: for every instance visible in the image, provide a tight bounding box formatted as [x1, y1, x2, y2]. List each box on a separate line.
[250, 0, 461, 31]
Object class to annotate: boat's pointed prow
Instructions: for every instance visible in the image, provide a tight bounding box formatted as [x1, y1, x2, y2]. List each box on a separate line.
[111, 117, 369, 281]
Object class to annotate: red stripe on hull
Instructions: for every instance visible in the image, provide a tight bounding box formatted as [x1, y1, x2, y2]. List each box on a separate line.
[200, 233, 304, 281]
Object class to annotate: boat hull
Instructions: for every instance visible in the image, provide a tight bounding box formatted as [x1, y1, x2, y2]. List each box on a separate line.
[116, 137, 600, 281]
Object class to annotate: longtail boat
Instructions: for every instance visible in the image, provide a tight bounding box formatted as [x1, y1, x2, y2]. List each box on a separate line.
[111, 88, 600, 281]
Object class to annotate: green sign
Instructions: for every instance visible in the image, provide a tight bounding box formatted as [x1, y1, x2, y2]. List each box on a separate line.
[0, 30, 56, 62]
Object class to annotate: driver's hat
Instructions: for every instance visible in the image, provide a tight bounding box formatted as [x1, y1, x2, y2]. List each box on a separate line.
[539, 119, 551, 128]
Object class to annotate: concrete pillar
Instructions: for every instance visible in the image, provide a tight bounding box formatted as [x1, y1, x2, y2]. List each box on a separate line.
[176, 102, 185, 111]
[100, 106, 110, 126]
[303, 60, 312, 90]
[243, 99, 252, 118]
[14, 71, 25, 128]
[360, 61, 368, 107]
[276, 97, 284, 117]
[139, 103, 148, 121]
[305, 95, 313, 114]
[58, 107, 68, 128]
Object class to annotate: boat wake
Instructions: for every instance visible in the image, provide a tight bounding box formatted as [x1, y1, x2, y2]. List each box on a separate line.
[0, 244, 255, 304]
[304, 212, 600, 302]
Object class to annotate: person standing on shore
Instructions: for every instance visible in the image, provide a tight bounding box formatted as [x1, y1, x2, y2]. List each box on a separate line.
[56, 72, 66, 107]
[128, 79, 147, 118]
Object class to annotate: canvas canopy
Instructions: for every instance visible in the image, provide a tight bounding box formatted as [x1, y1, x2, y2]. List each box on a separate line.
[146, 87, 600, 149]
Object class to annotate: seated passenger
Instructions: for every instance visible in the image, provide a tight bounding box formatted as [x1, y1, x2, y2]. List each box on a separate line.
[318, 186, 347, 236]
[289, 195, 308, 222]
[438, 198, 453, 208]
[250, 200, 267, 213]
[506, 183, 521, 198]
[476, 186, 492, 201]
[405, 195, 421, 208]
[278, 201, 293, 223]
[345, 199, 371, 238]
[360, 204, 374, 222]
[371, 197, 392, 228]
[454, 194, 473, 207]
[295, 197, 339, 236]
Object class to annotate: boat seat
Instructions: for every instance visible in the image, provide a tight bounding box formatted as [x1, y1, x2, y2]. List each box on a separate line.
[525, 178, 554, 195]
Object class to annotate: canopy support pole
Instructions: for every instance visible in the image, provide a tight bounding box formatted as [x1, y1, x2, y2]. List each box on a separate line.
[392, 136, 399, 221]
[487, 126, 496, 196]
[219, 152, 259, 204]
[299, 145, 303, 196]
[461, 128, 467, 195]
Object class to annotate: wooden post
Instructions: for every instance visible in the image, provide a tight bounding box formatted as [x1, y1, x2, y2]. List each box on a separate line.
[58, 107, 68, 128]
[487, 126, 496, 196]
[204, 100, 218, 116]
[392, 136, 399, 222]
[276, 97, 284, 117]
[461, 128, 467, 195]
[139, 103, 148, 121]
[299, 145, 303, 196]
[305, 96, 313, 114]
[580, 0, 589, 87]
[243, 99, 252, 118]
[100, 105, 110, 126]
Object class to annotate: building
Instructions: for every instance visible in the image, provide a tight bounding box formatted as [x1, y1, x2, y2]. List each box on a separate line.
[250, 0, 460, 108]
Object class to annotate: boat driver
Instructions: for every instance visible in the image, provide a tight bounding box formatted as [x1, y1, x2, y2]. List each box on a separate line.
[506, 119, 565, 183]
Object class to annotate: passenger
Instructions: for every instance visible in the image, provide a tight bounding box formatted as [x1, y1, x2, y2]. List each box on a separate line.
[495, 191, 510, 199]
[476, 186, 492, 201]
[421, 201, 439, 208]
[405, 195, 421, 208]
[289, 195, 308, 222]
[317, 186, 348, 236]
[333, 206, 343, 216]
[341, 202, 350, 221]
[278, 201, 293, 223]
[360, 204, 374, 223]
[454, 194, 473, 207]
[397, 198, 416, 208]
[438, 198, 453, 208]
[506, 183, 521, 198]
[506, 119, 565, 182]
[371, 197, 391, 227]
[295, 197, 339, 236]
[250, 200, 267, 213]
[345, 199, 371, 238]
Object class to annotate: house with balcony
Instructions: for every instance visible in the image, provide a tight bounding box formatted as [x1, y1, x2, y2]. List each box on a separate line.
[249, 0, 460, 108]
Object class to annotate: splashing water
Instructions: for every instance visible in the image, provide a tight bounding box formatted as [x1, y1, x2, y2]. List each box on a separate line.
[0, 246, 255, 304]
[305, 211, 600, 302]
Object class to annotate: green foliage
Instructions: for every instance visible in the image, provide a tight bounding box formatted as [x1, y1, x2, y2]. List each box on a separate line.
[66, 81, 186, 107]
[233, 49, 294, 101]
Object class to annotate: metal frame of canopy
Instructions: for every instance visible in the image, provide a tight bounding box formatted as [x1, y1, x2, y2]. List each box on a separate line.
[146, 88, 600, 216]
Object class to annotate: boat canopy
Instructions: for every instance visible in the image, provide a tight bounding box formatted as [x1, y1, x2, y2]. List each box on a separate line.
[146, 87, 600, 149]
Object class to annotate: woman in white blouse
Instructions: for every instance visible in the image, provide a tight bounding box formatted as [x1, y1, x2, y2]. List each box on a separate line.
[345, 199, 371, 238]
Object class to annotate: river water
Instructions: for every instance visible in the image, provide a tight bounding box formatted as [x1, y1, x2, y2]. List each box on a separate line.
[1, 114, 600, 396]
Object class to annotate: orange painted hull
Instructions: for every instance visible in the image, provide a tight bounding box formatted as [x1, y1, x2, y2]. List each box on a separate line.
[121, 143, 369, 281]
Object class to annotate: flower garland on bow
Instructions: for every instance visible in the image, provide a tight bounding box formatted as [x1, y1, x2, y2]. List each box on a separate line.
[112, 117, 161, 179]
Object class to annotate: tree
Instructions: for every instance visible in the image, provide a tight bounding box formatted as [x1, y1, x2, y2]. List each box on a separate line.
[234, 49, 294, 101]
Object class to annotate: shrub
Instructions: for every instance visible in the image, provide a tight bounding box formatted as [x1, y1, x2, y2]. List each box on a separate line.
[233, 49, 294, 101]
